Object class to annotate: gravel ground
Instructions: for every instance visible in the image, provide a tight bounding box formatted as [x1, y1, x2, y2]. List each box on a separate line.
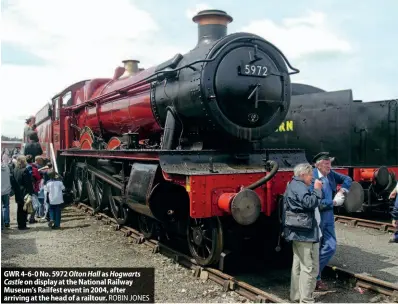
[2, 199, 397, 303]
[331, 222, 398, 284]
[1, 200, 245, 303]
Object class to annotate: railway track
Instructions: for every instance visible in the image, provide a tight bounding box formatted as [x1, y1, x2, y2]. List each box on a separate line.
[325, 266, 398, 299]
[73, 203, 285, 303]
[334, 215, 395, 233]
[72, 203, 398, 302]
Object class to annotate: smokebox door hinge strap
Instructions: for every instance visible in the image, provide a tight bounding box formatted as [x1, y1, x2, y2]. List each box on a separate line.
[249, 45, 262, 64]
[247, 83, 261, 109]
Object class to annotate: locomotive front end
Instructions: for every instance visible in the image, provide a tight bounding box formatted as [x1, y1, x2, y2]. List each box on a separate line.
[151, 10, 299, 149]
[198, 17, 296, 142]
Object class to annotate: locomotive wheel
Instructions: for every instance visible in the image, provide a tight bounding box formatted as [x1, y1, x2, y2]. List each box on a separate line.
[73, 165, 87, 203]
[137, 215, 156, 239]
[108, 187, 133, 226]
[90, 176, 110, 213]
[86, 173, 101, 212]
[187, 217, 224, 266]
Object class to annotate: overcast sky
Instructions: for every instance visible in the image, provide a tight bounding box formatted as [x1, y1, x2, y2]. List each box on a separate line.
[1, 0, 397, 138]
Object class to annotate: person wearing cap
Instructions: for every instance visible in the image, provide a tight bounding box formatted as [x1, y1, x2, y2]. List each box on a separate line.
[22, 117, 34, 155]
[388, 183, 398, 243]
[310, 152, 352, 291]
[23, 118, 32, 143]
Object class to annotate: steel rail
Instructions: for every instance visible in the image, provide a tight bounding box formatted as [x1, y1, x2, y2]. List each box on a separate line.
[334, 215, 395, 233]
[73, 203, 285, 303]
[325, 265, 398, 298]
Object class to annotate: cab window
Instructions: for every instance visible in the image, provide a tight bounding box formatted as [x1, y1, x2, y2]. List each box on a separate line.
[62, 91, 72, 106]
[53, 97, 60, 120]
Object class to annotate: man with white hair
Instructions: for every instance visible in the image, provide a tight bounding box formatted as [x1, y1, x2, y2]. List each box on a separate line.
[310, 152, 352, 291]
[283, 162, 323, 303]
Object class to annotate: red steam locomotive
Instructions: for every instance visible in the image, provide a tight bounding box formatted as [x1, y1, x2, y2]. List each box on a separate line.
[33, 9, 311, 266]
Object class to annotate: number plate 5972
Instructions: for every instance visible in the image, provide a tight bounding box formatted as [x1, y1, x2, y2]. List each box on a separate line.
[240, 64, 268, 77]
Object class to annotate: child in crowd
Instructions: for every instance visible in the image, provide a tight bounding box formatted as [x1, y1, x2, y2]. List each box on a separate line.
[38, 161, 52, 222]
[34, 156, 45, 218]
[43, 170, 64, 229]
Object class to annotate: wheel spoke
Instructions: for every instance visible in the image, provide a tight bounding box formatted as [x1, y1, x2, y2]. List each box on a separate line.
[187, 217, 223, 266]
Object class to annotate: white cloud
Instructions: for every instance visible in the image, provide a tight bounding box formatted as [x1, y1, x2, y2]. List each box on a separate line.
[237, 11, 392, 99]
[240, 11, 352, 60]
[185, 3, 213, 20]
[1, 0, 187, 137]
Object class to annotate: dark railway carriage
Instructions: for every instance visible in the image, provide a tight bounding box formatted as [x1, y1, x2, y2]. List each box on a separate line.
[33, 9, 329, 266]
[264, 86, 398, 213]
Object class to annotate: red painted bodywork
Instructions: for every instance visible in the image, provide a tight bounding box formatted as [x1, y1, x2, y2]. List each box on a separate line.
[35, 67, 163, 157]
[353, 167, 398, 182]
[37, 120, 52, 159]
[76, 87, 159, 139]
[187, 168, 350, 219]
[70, 67, 161, 144]
[107, 137, 122, 150]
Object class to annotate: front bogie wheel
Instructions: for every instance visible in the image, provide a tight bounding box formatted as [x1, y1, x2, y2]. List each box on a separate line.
[187, 217, 224, 266]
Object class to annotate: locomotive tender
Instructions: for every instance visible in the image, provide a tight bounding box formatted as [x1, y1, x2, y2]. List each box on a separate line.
[34, 9, 307, 266]
[264, 84, 398, 214]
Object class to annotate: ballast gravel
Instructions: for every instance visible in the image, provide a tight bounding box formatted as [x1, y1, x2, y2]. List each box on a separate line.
[2, 200, 397, 303]
[331, 222, 398, 285]
[1, 201, 243, 303]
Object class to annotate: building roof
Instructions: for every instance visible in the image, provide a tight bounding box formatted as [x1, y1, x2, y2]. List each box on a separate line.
[1, 141, 23, 144]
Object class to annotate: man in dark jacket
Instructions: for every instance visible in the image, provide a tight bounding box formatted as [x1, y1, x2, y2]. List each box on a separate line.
[11, 156, 34, 230]
[24, 133, 43, 159]
[283, 163, 323, 303]
[310, 152, 352, 290]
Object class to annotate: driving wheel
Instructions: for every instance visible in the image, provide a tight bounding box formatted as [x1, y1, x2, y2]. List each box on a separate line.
[137, 214, 157, 239]
[108, 187, 133, 225]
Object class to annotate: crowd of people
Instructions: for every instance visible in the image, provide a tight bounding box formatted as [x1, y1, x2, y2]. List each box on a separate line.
[283, 152, 398, 303]
[1, 117, 65, 231]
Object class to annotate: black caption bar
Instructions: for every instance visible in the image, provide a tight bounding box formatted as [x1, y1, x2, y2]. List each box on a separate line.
[1, 267, 154, 303]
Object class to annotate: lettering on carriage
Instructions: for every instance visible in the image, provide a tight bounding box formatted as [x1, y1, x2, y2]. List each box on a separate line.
[275, 120, 294, 132]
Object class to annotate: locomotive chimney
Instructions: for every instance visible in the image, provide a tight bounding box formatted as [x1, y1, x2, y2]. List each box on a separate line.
[119, 59, 140, 78]
[192, 9, 233, 45]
